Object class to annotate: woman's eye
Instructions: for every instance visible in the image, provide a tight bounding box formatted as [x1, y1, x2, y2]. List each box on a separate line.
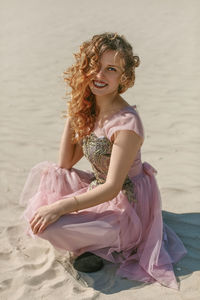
[107, 67, 116, 72]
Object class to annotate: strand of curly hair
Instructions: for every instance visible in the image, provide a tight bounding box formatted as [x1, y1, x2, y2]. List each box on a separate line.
[63, 32, 140, 143]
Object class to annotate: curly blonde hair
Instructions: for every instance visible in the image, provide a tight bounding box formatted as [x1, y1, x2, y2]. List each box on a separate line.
[63, 32, 140, 143]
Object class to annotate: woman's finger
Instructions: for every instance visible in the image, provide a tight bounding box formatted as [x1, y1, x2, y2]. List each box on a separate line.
[32, 218, 44, 234]
[30, 213, 37, 224]
[30, 212, 41, 224]
[37, 222, 48, 234]
[30, 213, 43, 227]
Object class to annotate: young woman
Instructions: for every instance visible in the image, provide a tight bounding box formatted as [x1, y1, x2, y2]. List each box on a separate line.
[20, 32, 186, 289]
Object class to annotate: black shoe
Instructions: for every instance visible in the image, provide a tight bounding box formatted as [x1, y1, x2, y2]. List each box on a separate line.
[73, 252, 104, 273]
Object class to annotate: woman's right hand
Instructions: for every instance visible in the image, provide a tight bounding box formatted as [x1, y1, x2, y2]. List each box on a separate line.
[30, 203, 62, 234]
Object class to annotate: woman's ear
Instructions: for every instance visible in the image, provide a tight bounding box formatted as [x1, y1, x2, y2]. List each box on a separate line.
[120, 73, 126, 84]
[118, 73, 126, 93]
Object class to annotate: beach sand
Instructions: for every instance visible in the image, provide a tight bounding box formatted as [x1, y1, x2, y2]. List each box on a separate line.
[0, 0, 200, 299]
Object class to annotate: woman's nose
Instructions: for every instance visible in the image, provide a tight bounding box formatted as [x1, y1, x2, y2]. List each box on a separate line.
[96, 68, 105, 79]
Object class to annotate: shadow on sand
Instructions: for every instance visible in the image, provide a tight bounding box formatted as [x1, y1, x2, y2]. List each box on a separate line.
[162, 211, 200, 278]
[79, 211, 200, 294]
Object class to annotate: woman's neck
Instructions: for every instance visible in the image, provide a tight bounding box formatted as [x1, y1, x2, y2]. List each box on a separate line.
[95, 93, 123, 116]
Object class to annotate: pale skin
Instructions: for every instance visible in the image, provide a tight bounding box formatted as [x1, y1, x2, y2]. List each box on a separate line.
[30, 50, 143, 234]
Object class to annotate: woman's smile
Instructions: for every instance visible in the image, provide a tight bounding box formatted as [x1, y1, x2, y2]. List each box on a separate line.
[93, 80, 108, 88]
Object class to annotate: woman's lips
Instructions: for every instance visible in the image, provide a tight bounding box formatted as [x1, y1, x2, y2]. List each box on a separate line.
[93, 80, 108, 88]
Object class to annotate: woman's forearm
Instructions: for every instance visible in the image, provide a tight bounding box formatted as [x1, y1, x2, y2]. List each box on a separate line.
[58, 118, 75, 169]
[55, 182, 120, 215]
[58, 118, 84, 169]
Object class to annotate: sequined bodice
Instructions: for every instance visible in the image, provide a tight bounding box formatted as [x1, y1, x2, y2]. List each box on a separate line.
[82, 132, 136, 203]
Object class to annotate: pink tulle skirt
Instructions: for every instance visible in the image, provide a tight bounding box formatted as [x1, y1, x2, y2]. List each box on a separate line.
[20, 161, 187, 289]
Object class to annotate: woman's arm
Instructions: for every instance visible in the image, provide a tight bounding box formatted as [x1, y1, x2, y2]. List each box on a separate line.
[30, 130, 142, 234]
[58, 130, 142, 212]
[58, 118, 84, 169]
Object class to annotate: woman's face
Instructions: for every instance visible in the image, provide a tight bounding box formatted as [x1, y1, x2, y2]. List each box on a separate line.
[88, 50, 124, 97]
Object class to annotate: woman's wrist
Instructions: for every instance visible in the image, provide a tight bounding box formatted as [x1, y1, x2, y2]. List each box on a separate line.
[73, 196, 79, 212]
[52, 197, 77, 216]
[49, 202, 63, 217]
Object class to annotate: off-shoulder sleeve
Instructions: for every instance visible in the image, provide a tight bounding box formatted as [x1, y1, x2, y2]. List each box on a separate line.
[104, 109, 144, 142]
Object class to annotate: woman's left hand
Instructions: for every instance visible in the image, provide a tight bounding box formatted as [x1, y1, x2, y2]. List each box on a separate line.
[30, 203, 62, 234]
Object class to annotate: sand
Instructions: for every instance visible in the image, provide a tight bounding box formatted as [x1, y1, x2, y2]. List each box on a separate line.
[0, 0, 200, 299]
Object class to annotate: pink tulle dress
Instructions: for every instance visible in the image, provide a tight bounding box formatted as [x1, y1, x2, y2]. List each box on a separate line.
[20, 105, 187, 289]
